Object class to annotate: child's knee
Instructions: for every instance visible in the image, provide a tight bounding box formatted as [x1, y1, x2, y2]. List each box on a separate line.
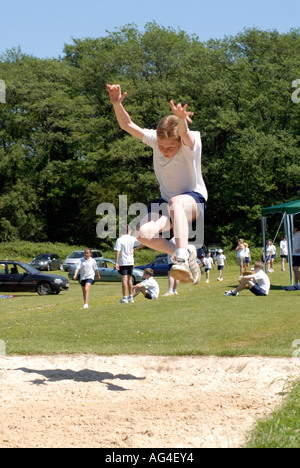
[135, 224, 151, 243]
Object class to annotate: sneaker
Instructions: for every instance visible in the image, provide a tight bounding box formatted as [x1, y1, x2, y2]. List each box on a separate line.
[187, 244, 201, 285]
[83, 304, 89, 309]
[128, 296, 134, 303]
[224, 290, 239, 296]
[119, 297, 128, 304]
[170, 258, 193, 284]
[162, 291, 174, 297]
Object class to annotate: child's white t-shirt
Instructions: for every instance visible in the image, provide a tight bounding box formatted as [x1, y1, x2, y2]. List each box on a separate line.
[114, 235, 139, 266]
[142, 129, 207, 202]
[203, 257, 214, 269]
[253, 269, 270, 295]
[142, 276, 160, 299]
[76, 257, 98, 281]
[267, 244, 276, 256]
[216, 254, 226, 266]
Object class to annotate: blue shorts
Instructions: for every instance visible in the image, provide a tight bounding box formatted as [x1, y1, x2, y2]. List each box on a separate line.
[80, 278, 94, 287]
[147, 192, 206, 214]
[218, 265, 224, 271]
[147, 192, 207, 240]
[145, 290, 155, 300]
[293, 256, 300, 267]
[250, 284, 267, 296]
[119, 265, 133, 276]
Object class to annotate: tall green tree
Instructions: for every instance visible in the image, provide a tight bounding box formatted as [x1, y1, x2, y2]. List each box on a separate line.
[1, 26, 299, 247]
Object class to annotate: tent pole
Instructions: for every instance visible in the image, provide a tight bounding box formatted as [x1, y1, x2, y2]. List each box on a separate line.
[262, 216, 267, 272]
[284, 214, 294, 285]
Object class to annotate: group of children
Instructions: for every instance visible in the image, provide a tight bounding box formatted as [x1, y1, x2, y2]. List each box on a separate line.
[73, 84, 297, 308]
[74, 244, 272, 308]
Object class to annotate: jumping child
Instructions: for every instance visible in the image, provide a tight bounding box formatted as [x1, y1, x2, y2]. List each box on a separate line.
[106, 84, 207, 286]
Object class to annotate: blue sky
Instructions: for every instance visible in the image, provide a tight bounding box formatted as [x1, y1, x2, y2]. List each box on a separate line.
[1, 0, 299, 58]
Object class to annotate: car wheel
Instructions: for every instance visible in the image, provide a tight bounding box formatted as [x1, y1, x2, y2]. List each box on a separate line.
[37, 282, 52, 296]
[132, 275, 137, 285]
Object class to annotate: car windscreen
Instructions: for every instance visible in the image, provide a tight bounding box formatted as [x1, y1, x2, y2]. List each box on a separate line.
[35, 254, 50, 260]
[68, 252, 84, 259]
[18, 262, 40, 274]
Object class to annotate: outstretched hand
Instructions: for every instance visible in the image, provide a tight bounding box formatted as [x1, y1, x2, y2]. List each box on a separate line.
[106, 84, 127, 104]
[170, 100, 194, 123]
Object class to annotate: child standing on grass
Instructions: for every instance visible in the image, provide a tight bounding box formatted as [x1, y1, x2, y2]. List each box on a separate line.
[266, 240, 277, 273]
[73, 249, 101, 309]
[114, 225, 141, 304]
[244, 243, 251, 271]
[106, 84, 207, 286]
[215, 249, 228, 281]
[203, 251, 214, 283]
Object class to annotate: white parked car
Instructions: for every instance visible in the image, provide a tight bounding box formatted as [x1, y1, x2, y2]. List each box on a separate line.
[63, 250, 102, 271]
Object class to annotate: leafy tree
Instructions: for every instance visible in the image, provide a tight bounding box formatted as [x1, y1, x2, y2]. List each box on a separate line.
[1, 26, 299, 248]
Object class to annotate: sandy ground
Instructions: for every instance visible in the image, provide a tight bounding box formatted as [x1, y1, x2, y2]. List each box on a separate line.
[0, 354, 299, 448]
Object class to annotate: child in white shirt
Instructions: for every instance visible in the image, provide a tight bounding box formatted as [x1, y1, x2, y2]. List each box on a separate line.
[215, 249, 228, 281]
[203, 252, 214, 283]
[73, 249, 101, 309]
[133, 268, 160, 300]
[106, 83, 207, 286]
[224, 261, 270, 296]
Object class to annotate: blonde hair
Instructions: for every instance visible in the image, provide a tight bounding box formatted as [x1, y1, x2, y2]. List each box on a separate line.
[156, 115, 180, 142]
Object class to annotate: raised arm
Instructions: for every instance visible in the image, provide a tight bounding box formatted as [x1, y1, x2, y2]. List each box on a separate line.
[106, 84, 144, 140]
[169, 100, 195, 150]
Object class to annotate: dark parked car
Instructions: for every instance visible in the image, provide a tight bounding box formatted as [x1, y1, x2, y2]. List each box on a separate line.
[137, 246, 208, 276]
[136, 254, 171, 276]
[29, 253, 62, 271]
[0, 260, 70, 296]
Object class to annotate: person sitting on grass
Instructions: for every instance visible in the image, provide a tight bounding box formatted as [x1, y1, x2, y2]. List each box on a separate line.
[133, 268, 160, 300]
[224, 261, 270, 297]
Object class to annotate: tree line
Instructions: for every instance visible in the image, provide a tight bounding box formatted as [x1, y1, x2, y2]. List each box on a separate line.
[0, 23, 300, 249]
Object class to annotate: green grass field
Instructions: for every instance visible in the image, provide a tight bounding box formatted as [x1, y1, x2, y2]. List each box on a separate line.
[1, 263, 299, 356]
[0, 255, 299, 448]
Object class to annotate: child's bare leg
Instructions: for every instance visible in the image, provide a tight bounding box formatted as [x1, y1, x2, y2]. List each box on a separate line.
[236, 278, 254, 292]
[168, 195, 201, 285]
[168, 195, 198, 252]
[135, 213, 175, 255]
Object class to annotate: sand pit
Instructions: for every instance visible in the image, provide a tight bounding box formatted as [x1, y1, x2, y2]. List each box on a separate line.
[0, 354, 299, 448]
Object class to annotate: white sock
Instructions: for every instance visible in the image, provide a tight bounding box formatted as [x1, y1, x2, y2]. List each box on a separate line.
[176, 248, 189, 261]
